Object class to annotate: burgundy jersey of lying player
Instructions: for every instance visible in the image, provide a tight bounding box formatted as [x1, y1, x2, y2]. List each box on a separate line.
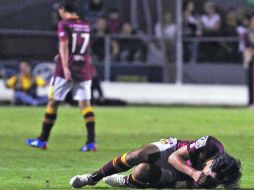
[176, 136, 224, 169]
[186, 136, 224, 170]
[55, 18, 92, 81]
[175, 136, 224, 188]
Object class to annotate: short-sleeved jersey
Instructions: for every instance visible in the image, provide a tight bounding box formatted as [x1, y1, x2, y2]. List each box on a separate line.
[176, 136, 224, 188]
[55, 18, 92, 82]
[185, 136, 224, 170]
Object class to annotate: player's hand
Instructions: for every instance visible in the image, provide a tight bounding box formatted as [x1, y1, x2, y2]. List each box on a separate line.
[191, 170, 203, 184]
[197, 172, 208, 185]
[54, 55, 59, 62]
[63, 68, 72, 81]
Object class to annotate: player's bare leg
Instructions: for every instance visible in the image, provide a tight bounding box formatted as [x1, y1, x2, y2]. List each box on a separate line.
[70, 144, 161, 188]
[78, 100, 96, 152]
[26, 100, 59, 150]
[104, 163, 176, 188]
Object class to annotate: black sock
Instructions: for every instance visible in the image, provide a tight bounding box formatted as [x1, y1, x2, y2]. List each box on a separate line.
[91, 153, 132, 182]
[83, 107, 95, 144]
[126, 174, 147, 188]
[39, 113, 57, 141]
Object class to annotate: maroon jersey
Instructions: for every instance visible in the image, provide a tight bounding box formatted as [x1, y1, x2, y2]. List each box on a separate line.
[55, 18, 92, 81]
[186, 136, 224, 170]
[176, 136, 224, 187]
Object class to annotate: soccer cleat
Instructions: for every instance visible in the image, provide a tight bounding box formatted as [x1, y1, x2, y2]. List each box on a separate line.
[26, 138, 47, 150]
[69, 174, 97, 188]
[79, 142, 97, 152]
[103, 174, 127, 187]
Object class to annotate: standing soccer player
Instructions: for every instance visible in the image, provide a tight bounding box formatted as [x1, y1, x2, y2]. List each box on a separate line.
[26, 2, 96, 152]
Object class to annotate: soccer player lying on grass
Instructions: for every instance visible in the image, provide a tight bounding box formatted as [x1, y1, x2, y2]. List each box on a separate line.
[70, 136, 241, 189]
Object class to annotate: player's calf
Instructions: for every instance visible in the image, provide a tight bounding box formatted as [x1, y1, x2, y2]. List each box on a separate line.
[90, 153, 132, 182]
[104, 163, 175, 188]
[80, 104, 96, 152]
[71, 144, 161, 186]
[102, 164, 149, 188]
[26, 101, 58, 150]
[127, 163, 166, 188]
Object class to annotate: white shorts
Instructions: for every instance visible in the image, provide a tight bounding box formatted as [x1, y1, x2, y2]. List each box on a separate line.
[48, 76, 92, 101]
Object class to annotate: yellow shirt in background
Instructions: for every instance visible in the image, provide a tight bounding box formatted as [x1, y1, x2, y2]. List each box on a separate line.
[6, 75, 46, 91]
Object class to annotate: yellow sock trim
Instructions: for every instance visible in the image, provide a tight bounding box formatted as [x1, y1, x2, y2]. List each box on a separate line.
[121, 153, 131, 168]
[85, 117, 95, 123]
[44, 118, 55, 124]
[112, 157, 124, 172]
[131, 174, 146, 185]
[112, 157, 117, 168]
[46, 106, 56, 114]
[48, 86, 54, 100]
[82, 106, 93, 115]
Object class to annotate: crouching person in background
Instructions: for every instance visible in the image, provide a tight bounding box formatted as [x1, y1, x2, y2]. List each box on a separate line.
[5, 61, 48, 106]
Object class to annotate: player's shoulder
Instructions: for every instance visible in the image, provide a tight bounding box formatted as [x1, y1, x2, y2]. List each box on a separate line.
[190, 136, 222, 147]
[58, 19, 68, 27]
[81, 19, 90, 25]
[79, 19, 91, 28]
[75, 19, 91, 33]
[207, 136, 224, 148]
[59, 19, 67, 24]
[194, 136, 224, 152]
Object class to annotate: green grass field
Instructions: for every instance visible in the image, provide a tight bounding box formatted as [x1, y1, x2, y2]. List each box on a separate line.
[0, 106, 253, 189]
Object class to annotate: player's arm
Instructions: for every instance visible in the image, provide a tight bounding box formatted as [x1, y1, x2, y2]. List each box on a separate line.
[214, 16, 221, 31]
[35, 76, 48, 87]
[59, 39, 72, 80]
[57, 21, 72, 81]
[168, 145, 202, 183]
[5, 76, 17, 89]
[243, 48, 253, 68]
[243, 33, 254, 68]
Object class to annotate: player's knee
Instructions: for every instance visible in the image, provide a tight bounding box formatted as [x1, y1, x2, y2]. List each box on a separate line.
[127, 150, 148, 164]
[132, 163, 150, 179]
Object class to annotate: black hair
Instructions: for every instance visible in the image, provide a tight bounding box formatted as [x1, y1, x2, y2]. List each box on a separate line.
[198, 175, 219, 189]
[244, 13, 252, 21]
[211, 153, 242, 189]
[58, 1, 79, 14]
[109, 7, 119, 14]
[183, 1, 194, 11]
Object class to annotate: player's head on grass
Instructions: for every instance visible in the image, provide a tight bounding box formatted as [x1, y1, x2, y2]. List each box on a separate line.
[211, 153, 242, 189]
[57, 1, 80, 19]
[199, 153, 241, 189]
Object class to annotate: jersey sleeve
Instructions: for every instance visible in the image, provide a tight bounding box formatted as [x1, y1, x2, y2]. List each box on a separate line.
[57, 21, 69, 41]
[187, 136, 209, 161]
[6, 76, 17, 88]
[35, 76, 46, 87]
[187, 136, 225, 164]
